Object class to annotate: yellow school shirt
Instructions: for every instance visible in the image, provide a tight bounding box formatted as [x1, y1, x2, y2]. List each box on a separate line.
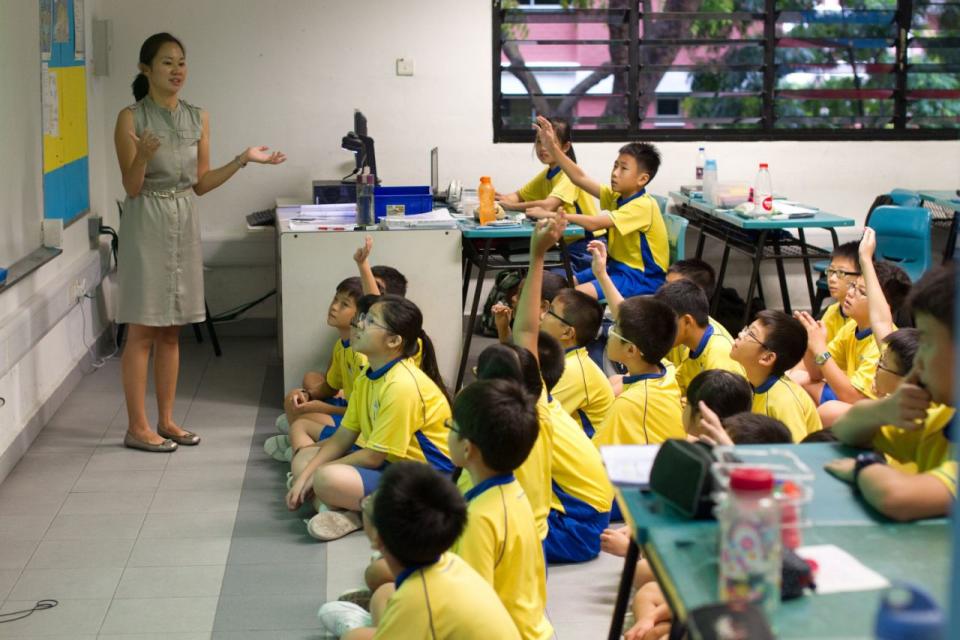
[547, 398, 614, 514]
[666, 316, 731, 369]
[593, 364, 684, 447]
[599, 185, 669, 274]
[752, 375, 823, 442]
[325, 338, 367, 400]
[552, 347, 615, 438]
[517, 166, 597, 217]
[453, 475, 552, 640]
[827, 323, 883, 400]
[873, 404, 957, 497]
[820, 301, 853, 344]
[375, 552, 521, 640]
[339, 358, 453, 471]
[675, 325, 746, 395]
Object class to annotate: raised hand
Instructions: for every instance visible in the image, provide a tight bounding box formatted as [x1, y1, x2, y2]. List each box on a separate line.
[354, 235, 374, 265]
[533, 115, 560, 152]
[491, 302, 513, 332]
[794, 310, 828, 355]
[129, 129, 161, 161]
[859, 227, 877, 262]
[697, 401, 734, 446]
[244, 146, 287, 165]
[588, 240, 608, 278]
[531, 216, 565, 256]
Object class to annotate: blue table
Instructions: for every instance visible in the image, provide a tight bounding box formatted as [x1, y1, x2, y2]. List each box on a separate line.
[607, 443, 949, 640]
[917, 189, 960, 263]
[669, 192, 855, 326]
[454, 218, 583, 390]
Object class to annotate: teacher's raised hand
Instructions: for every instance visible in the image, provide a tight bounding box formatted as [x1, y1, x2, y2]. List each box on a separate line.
[242, 146, 286, 165]
[129, 128, 161, 161]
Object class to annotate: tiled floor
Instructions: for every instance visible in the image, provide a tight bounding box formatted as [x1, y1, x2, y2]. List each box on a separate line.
[0, 337, 622, 639]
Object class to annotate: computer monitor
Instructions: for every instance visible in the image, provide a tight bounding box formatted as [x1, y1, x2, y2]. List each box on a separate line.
[341, 109, 377, 182]
[354, 110, 368, 138]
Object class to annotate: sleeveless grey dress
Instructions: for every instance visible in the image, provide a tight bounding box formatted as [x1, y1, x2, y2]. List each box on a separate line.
[117, 95, 205, 326]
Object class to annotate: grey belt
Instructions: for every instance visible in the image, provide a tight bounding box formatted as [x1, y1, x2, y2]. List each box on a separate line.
[141, 188, 193, 199]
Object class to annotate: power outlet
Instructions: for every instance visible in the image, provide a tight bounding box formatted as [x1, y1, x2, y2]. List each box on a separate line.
[71, 278, 87, 302]
[396, 58, 414, 76]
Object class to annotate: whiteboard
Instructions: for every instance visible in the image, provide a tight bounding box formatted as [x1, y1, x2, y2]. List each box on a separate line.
[0, 0, 44, 269]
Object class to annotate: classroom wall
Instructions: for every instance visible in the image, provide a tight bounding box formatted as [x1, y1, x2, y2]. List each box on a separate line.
[0, 0, 113, 479]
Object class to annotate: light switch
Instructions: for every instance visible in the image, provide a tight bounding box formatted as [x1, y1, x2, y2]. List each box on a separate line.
[396, 58, 414, 77]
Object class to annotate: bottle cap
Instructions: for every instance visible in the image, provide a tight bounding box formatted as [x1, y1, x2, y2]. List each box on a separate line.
[730, 468, 774, 493]
[759, 163, 769, 169]
[698, 146, 705, 151]
[480, 176, 491, 184]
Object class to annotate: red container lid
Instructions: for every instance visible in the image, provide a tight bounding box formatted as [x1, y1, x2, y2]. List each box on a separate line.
[759, 163, 769, 169]
[730, 468, 774, 492]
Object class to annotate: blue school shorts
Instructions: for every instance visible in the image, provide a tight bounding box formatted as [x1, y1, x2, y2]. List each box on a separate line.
[574, 258, 665, 299]
[543, 483, 612, 564]
[352, 462, 390, 496]
[820, 383, 838, 404]
[316, 397, 349, 441]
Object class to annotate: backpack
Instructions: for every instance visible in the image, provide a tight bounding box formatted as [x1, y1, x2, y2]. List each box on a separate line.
[478, 269, 524, 336]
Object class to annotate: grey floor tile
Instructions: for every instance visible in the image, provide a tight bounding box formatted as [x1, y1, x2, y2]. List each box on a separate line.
[72, 468, 165, 493]
[552, 620, 610, 639]
[211, 595, 322, 632]
[0, 569, 20, 602]
[98, 634, 210, 640]
[84, 447, 172, 472]
[157, 465, 247, 492]
[219, 563, 324, 598]
[229, 510, 307, 539]
[224, 536, 325, 566]
[164, 447, 251, 469]
[236, 489, 291, 513]
[212, 631, 317, 640]
[0, 487, 67, 516]
[0, 514, 55, 541]
[127, 538, 231, 567]
[8, 567, 123, 600]
[0, 540, 40, 571]
[115, 566, 226, 599]
[0, 598, 111, 637]
[43, 513, 146, 540]
[138, 512, 238, 539]
[27, 539, 135, 570]
[59, 491, 156, 515]
[99, 596, 218, 634]
[148, 490, 241, 514]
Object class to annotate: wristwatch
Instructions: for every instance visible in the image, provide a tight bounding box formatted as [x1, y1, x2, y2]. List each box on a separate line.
[853, 451, 886, 489]
[814, 351, 832, 366]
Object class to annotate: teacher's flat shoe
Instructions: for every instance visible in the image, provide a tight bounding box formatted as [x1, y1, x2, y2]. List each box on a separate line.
[157, 426, 201, 446]
[124, 432, 178, 453]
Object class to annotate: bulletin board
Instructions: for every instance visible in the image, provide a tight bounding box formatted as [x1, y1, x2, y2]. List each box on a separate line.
[40, 0, 89, 223]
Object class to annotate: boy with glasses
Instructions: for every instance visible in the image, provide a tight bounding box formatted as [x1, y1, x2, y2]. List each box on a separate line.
[729, 310, 822, 441]
[819, 242, 861, 342]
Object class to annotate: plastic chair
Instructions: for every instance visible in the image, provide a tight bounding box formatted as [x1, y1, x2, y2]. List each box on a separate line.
[663, 211, 688, 264]
[651, 193, 669, 214]
[867, 205, 933, 282]
[889, 188, 921, 207]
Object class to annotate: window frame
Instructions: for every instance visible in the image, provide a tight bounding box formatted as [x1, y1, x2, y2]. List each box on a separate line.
[492, 0, 960, 142]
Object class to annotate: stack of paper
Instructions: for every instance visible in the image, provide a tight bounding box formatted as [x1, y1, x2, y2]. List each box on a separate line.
[282, 203, 357, 232]
[381, 208, 458, 230]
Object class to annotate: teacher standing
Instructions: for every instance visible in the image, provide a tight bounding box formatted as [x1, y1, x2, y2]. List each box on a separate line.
[114, 32, 285, 452]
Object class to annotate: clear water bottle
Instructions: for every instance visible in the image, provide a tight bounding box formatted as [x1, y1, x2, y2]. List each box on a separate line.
[356, 171, 376, 227]
[754, 163, 774, 216]
[718, 468, 781, 620]
[702, 159, 718, 205]
[696, 146, 706, 184]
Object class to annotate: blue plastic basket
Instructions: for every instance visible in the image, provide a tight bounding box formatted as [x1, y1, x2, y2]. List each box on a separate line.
[374, 186, 433, 221]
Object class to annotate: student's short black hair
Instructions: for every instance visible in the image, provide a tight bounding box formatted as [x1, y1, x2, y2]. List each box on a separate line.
[882, 328, 920, 375]
[654, 280, 710, 328]
[356, 293, 380, 315]
[453, 379, 539, 474]
[618, 142, 661, 182]
[477, 343, 544, 399]
[617, 297, 677, 365]
[755, 310, 808, 377]
[873, 260, 912, 321]
[800, 429, 839, 443]
[722, 413, 792, 445]
[830, 241, 860, 266]
[372, 265, 408, 297]
[908, 263, 956, 337]
[686, 370, 753, 421]
[667, 259, 716, 299]
[372, 462, 467, 566]
[537, 331, 565, 392]
[553, 289, 603, 348]
[335, 276, 363, 304]
[542, 272, 570, 302]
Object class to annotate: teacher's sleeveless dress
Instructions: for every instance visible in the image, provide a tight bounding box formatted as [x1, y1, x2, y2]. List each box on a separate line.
[117, 95, 205, 326]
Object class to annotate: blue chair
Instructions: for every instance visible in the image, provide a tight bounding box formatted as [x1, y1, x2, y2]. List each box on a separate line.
[663, 211, 688, 264]
[651, 193, 669, 214]
[889, 188, 921, 208]
[867, 205, 932, 282]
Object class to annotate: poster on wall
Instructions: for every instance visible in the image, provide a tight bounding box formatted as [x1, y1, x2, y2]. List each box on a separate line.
[41, 0, 90, 223]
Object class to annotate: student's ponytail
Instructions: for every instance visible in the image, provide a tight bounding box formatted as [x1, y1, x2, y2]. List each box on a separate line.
[416, 328, 450, 403]
[376, 295, 450, 402]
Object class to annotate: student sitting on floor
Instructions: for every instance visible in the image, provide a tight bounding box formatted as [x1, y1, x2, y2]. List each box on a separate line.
[491, 271, 569, 345]
[827, 264, 956, 521]
[541, 288, 614, 436]
[320, 462, 522, 640]
[267, 276, 365, 464]
[654, 280, 746, 395]
[286, 295, 453, 541]
[588, 240, 684, 449]
[729, 310, 822, 442]
[662, 258, 735, 369]
[819, 241, 861, 343]
[530, 115, 669, 299]
[448, 379, 553, 639]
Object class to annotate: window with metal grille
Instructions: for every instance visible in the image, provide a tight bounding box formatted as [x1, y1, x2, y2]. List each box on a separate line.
[493, 0, 960, 141]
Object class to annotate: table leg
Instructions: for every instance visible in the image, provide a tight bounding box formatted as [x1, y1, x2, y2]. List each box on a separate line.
[607, 538, 640, 640]
[461, 252, 473, 310]
[711, 243, 731, 316]
[797, 228, 816, 311]
[772, 234, 791, 315]
[944, 210, 959, 263]
[455, 238, 491, 391]
[743, 231, 768, 328]
[560, 237, 575, 284]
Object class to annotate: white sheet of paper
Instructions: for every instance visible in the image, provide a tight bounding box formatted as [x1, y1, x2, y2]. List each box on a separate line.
[600, 445, 661, 488]
[796, 544, 890, 594]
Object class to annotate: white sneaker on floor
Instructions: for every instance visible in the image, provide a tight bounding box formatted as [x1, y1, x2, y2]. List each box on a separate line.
[307, 511, 362, 541]
[275, 413, 290, 434]
[337, 586, 373, 611]
[317, 601, 372, 637]
[264, 435, 291, 462]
